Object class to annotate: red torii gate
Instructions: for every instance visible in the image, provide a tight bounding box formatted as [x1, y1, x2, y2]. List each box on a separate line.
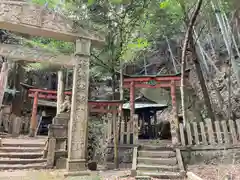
[123, 71, 190, 144]
[27, 71, 189, 145]
[28, 89, 123, 116]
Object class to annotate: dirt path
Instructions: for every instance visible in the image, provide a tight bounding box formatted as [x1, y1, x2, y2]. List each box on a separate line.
[188, 164, 240, 180]
[0, 169, 130, 180]
[0, 169, 185, 180]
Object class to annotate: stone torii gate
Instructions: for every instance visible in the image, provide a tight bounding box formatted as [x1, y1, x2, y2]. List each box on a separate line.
[0, 0, 104, 175]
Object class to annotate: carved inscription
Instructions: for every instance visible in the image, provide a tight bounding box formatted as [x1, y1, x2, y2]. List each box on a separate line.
[68, 51, 90, 160]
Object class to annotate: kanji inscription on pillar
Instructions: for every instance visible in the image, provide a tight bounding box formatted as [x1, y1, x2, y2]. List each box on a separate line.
[67, 38, 91, 170]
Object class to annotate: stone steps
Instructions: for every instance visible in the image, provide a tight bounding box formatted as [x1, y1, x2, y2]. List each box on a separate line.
[0, 158, 46, 165]
[138, 150, 176, 158]
[137, 171, 183, 179]
[2, 143, 45, 148]
[0, 163, 47, 170]
[0, 152, 43, 159]
[137, 164, 179, 172]
[138, 157, 177, 166]
[139, 144, 173, 151]
[0, 147, 43, 153]
[0, 137, 47, 170]
[135, 143, 185, 179]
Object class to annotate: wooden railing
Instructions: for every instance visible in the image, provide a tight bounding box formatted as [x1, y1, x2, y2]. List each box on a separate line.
[104, 114, 139, 145]
[119, 120, 135, 144]
[179, 119, 240, 147]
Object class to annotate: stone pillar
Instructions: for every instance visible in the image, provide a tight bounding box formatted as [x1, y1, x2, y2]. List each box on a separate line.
[0, 62, 8, 107]
[57, 70, 65, 114]
[66, 38, 91, 176]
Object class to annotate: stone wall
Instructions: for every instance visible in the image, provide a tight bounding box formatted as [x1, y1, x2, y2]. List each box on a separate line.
[182, 148, 240, 165]
[104, 146, 133, 169]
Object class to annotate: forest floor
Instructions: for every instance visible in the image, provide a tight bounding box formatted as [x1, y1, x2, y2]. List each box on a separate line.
[0, 169, 129, 180]
[188, 164, 240, 180]
[0, 169, 184, 180]
[1, 165, 240, 180]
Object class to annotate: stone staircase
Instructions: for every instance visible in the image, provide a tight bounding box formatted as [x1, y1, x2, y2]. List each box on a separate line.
[0, 137, 47, 170]
[134, 140, 186, 179]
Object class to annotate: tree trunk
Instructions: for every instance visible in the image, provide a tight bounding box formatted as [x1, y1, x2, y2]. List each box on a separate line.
[118, 65, 124, 144]
[189, 34, 216, 121]
[180, 0, 203, 125]
[111, 71, 119, 169]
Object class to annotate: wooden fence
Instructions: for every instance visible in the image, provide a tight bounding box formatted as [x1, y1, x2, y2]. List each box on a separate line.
[103, 114, 139, 145]
[179, 119, 240, 147]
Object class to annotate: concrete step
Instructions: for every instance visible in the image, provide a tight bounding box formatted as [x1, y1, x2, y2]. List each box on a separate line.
[0, 147, 43, 153]
[140, 144, 173, 151]
[2, 143, 45, 148]
[137, 164, 179, 172]
[0, 163, 47, 170]
[0, 158, 46, 165]
[0, 152, 43, 159]
[137, 171, 184, 179]
[138, 150, 176, 158]
[137, 157, 177, 166]
[135, 176, 151, 180]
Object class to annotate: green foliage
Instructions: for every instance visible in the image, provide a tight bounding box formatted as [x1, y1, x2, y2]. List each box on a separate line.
[30, 38, 74, 54]
[31, 0, 59, 8]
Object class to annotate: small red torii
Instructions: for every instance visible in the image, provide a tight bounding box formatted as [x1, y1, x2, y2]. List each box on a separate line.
[122, 70, 190, 144]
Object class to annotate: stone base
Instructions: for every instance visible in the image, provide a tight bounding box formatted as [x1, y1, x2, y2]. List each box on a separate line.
[64, 171, 90, 177]
[56, 157, 67, 169]
[28, 129, 35, 137]
[66, 159, 87, 172]
[131, 169, 137, 177]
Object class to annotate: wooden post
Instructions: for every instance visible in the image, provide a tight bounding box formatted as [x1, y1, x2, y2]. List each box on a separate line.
[0, 62, 9, 107]
[170, 80, 179, 145]
[186, 123, 192, 145]
[154, 112, 157, 137]
[229, 120, 237, 144]
[29, 91, 38, 137]
[193, 122, 199, 145]
[133, 114, 138, 144]
[179, 123, 186, 146]
[131, 146, 138, 177]
[127, 120, 131, 144]
[221, 120, 230, 144]
[214, 120, 222, 144]
[236, 119, 240, 140]
[103, 115, 108, 141]
[120, 121, 124, 144]
[112, 111, 119, 169]
[117, 64, 123, 145]
[206, 118, 215, 145]
[199, 122, 207, 145]
[107, 113, 112, 140]
[57, 70, 65, 114]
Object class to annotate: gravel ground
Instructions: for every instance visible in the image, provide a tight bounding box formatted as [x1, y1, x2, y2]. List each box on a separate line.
[0, 169, 129, 180]
[0, 169, 185, 180]
[188, 164, 240, 180]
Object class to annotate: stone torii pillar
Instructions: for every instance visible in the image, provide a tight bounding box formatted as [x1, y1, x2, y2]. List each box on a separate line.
[66, 38, 91, 176]
[57, 70, 64, 114]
